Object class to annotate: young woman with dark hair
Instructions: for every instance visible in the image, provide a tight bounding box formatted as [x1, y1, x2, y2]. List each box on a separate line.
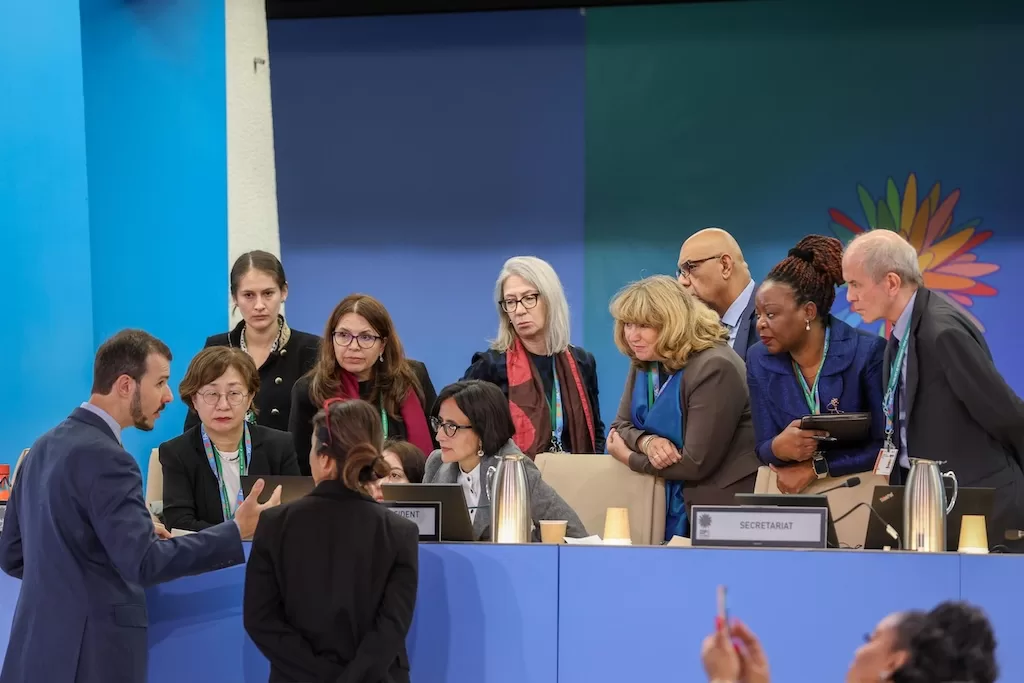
[422, 380, 586, 542]
[185, 251, 320, 434]
[244, 399, 419, 683]
[367, 439, 427, 502]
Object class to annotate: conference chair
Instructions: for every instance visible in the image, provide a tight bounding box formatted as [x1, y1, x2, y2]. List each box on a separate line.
[534, 452, 666, 545]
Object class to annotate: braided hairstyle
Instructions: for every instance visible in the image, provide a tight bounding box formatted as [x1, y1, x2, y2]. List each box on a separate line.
[764, 235, 845, 320]
[892, 601, 998, 683]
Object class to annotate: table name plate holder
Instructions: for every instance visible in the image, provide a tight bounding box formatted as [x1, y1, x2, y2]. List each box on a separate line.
[689, 504, 828, 549]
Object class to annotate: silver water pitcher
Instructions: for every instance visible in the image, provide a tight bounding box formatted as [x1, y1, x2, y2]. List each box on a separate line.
[904, 459, 958, 552]
[487, 451, 531, 544]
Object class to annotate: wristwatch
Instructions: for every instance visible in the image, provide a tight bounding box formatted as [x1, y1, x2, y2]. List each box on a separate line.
[812, 453, 829, 479]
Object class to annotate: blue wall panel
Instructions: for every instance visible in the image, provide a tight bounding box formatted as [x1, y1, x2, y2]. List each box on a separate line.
[271, 11, 587, 396]
[0, 0, 94, 467]
[79, 0, 229, 474]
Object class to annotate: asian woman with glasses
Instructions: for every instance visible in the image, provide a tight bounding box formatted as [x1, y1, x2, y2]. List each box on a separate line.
[159, 347, 301, 532]
[289, 294, 437, 474]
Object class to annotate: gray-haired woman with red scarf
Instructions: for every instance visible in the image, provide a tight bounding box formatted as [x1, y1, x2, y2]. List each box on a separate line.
[463, 256, 605, 457]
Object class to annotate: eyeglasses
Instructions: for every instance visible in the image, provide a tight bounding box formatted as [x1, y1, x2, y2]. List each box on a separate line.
[196, 390, 249, 407]
[332, 331, 382, 349]
[676, 255, 722, 278]
[500, 293, 540, 313]
[430, 416, 473, 438]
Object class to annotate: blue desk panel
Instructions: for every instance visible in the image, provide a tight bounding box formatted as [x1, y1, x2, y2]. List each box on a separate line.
[557, 547, 962, 683]
[959, 554, 1024, 682]
[147, 542, 558, 683]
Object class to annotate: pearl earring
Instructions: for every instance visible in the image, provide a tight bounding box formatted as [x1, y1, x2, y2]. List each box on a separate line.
[378, 353, 384, 363]
[805, 319, 811, 331]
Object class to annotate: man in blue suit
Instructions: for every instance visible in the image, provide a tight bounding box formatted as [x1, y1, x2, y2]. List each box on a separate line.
[677, 227, 759, 360]
[0, 329, 281, 683]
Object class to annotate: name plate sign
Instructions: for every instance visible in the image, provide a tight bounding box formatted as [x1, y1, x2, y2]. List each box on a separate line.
[382, 502, 441, 542]
[690, 505, 828, 549]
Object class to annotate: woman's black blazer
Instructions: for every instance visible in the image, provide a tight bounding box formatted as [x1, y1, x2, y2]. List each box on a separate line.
[159, 424, 301, 531]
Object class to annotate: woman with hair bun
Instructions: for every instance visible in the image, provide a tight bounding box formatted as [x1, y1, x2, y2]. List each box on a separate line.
[244, 399, 418, 683]
[746, 235, 886, 494]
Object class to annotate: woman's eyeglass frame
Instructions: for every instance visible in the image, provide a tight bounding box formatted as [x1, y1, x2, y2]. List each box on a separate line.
[196, 390, 250, 407]
[332, 331, 383, 349]
[430, 416, 473, 438]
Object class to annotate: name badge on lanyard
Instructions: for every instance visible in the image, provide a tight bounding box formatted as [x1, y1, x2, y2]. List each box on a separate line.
[201, 423, 253, 521]
[875, 330, 911, 477]
[549, 359, 564, 452]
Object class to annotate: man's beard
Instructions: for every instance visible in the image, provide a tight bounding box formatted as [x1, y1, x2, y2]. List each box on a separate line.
[130, 391, 157, 431]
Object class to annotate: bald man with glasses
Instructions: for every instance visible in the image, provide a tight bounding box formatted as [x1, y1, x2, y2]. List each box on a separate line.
[677, 227, 759, 360]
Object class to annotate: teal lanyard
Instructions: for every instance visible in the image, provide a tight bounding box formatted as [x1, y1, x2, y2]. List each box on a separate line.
[882, 330, 911, 447]
[380, 399, 390, 438]
[548, 360, 564, 450]
[201, 423, 252, 521]
[646, 364, 662, 406]
[792, 327, 831, 415]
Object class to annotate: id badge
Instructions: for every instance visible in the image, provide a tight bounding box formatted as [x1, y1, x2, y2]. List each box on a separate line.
[874, 447, 898, 477]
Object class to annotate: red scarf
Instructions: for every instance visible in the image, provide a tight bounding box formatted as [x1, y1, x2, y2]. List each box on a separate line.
[338, 370, 433, 455]
[506, 337, 596, 458]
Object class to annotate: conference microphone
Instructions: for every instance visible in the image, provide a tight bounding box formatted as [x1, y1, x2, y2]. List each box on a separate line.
[833, 500, 901, 549]
[816, 476, 861, 496]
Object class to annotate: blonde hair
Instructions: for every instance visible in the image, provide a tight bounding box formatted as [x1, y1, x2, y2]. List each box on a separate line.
[610, 275, 728, 372]
[490, 256, 571, 354]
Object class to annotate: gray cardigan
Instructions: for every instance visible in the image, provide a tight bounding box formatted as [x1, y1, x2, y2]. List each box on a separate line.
[423, 439, 587, 542]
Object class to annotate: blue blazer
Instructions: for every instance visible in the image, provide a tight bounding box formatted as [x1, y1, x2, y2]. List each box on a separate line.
[745, 317, 885, 477]
[0, 407, 245, 683]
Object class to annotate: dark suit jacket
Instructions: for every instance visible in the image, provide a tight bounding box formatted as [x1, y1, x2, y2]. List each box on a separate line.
[159, 425, 302, 531]
[732, 282, 760, 362]
[0, 407, 244, 683]
[889, 288, 1024, 544]
[289, 360, 438, 475]
[462, 345, 607, 452]
[184, 322, 321, 433]
[244, 480, 419, 683]
[611, 343, 760, 512]
[746, 316, 885, 477]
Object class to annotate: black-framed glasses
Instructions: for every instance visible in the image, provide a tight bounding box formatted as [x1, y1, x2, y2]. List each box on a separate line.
[430, 416, 473, 438]
[676, 255, 722, 278]
[332, 330, 382, 349]
[196, 390, 249, 407]
[500, 293, 540, 313]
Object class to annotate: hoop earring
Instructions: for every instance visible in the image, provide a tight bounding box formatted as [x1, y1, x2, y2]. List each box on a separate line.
[805, 319, 811, 331]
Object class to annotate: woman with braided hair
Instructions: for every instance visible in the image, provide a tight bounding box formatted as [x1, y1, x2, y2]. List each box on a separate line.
[746, 235, 886, 494]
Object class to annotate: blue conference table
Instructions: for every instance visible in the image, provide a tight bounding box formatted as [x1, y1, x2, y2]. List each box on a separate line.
[0, 544, 1020, 682]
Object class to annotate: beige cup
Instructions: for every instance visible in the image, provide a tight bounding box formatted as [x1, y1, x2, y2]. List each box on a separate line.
[603, 507, 632, 545]
[958, 514, 989, 554]
[540, 520, 568, 544]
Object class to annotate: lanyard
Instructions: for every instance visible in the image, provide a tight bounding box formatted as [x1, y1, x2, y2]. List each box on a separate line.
[380, 399, 390, 438]
[646, 364, 664, 405]
[792, 327, 831, 415]
[201, 422, 252, 521]
[548, 361, 564, 450]
[882, 330, 911, 447]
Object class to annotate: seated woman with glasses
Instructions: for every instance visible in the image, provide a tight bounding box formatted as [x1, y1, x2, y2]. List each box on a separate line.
[367, 439, 427, 502]
[290, 294, 437, 475]
[423, 380, 587, 541]
[245, 399, 419, 683]
[607, 276, 759, 541]
[159, 347, 301, 532]
[464, 256, 605, 457]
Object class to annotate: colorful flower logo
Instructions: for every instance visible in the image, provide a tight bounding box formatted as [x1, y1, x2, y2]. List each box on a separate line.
[828, 173, 999, 332]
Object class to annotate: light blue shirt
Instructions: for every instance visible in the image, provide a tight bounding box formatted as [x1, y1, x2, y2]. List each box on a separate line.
[892, 291, 917, 469]
[721, 279, 755, 349]
[80, 402, 123, 446]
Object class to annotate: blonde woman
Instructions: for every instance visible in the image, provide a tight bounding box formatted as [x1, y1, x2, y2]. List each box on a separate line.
[463, 256, 603, 458]
[607, 276, 759, 540]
